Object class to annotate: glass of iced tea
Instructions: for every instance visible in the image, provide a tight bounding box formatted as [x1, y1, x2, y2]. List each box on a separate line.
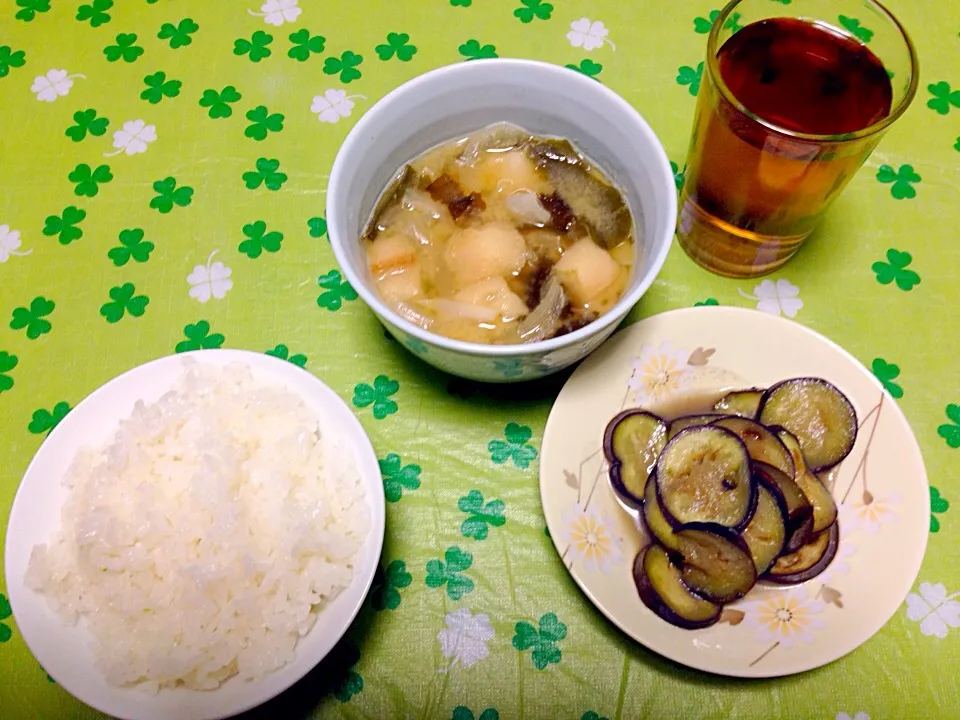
[677, 0, 918, 277]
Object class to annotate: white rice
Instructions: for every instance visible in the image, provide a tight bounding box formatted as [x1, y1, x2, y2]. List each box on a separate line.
[25, 359, 369, 692]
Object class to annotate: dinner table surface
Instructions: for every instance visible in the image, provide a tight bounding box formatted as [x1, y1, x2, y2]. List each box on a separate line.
[1, 1, 958, 718]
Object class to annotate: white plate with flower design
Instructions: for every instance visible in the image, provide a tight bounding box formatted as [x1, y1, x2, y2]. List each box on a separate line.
[540, 307, 929, 678]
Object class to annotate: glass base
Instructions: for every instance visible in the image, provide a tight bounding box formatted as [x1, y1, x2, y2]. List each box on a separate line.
[676, 193, 810, 278]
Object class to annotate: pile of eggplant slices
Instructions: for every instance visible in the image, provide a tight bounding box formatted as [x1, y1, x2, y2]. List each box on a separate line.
[603, 377, 857, 630]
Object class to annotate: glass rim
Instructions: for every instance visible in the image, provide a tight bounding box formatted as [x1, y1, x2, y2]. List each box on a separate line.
[707, 0, 920, 143]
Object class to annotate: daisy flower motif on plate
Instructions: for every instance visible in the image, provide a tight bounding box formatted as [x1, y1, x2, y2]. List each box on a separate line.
[627, 341, 691, 402]
[844, 493, 900, 536]
[741, 586, 826, 647]
[560, 503, 624, 574]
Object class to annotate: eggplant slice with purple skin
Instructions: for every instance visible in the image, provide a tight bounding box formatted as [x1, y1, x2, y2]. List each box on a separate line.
[604, 409, 669, 506]
[764, 523, 839, 584]
[666, 413, 728, 440]
[775, 428, 839, 534]
[713, 389, 764, 419]
[758, 378, 858, 472]
[741, 485, 789, 575]
[633, 544, 722, 630]
[642, 473, 681, 552]
[711, 416, 795, 479]
[674, 525, 758, 604]
[656, 425, 756, 532]
[753, 462, 814, 554]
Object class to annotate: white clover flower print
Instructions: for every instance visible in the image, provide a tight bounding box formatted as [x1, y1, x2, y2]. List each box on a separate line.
[741, 586, 826, 647]
[31, 69, 85, 102]
[105, 120, 157, 157]
[311, 89, 365, 124]
[905, 582, 960, 639]
[437, 608, 494, 671]
[187, 251, 233, 303]
[837, 713, 870, 720]
[559, 502, 624, 573]
[627, 341, 692, 402]
[0, 225, 31, 263]
[566, 18, 616, 51]
[739, 278, 803, 317]
[249, 0, 301, 26]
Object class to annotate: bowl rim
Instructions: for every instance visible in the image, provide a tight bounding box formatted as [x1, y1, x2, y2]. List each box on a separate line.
[327, 58, 677, 358]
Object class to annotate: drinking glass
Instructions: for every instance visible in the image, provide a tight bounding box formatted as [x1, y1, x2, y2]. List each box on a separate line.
[676, 0, 918, 278]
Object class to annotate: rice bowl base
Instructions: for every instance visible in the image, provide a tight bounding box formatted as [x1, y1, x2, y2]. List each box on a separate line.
[4, 350, 386, 720]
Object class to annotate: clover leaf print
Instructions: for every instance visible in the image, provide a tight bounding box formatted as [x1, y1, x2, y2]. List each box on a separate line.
[16, 0, 51, 22]
[438, 609, 494, 670]
[158, 18, 199, 48]
[376, 32, 417, 62]
[458, 490, 506, 540]
[927, 82, 960, 115]
[353, 375, 399, 419]
[694, 298, 719, 306]
[42, 206, 86, 244]
[450, 0, 472, 6]
[251, 0, 302, 27]
[514, 0, 553, 23]
[32, 69, 85, 102]
[930, 487, 949, 533]
[68, 164, 112, 197]
[234, 31, 273, 62]
[199, 86, 242, 119]
[694, 10, 742, 34]
[581, 713, 609, 720]
[28, 401, 71, 436]
[311, 89, 365, 123]
[239, 220, 283, 258]
[243, 157, 287, 190]
[459, 39, 498, 60]
[876, 164, 921, 199]
[99, 283, 149, 323]
[739, 278, 803, 317]
[141, 71, 181, 104]
[0, 45, 27, 79]
[245, 105, 284, 140]
[372, 560, 412, 611]
[871, 358, 903, 398]
[10, 296, 55, 339]
[938, 404, 960, 448]
[104, 33, 144, 63]
[0, 225, 30, 262]
[76, 0, 112, 27]
[287, 29, 326, 61]
[188, 251, 232, 302]
[0, 352, 18, 394]
[307, 217, 327, 238]
[108, 229, 154, 267]
[425, 547, 474, 600]
[0, 593, 13, 643]
[677, 63, 704, 96]
[323, 51, 363, 83]
[175, 320, 225, 352]
[65, 109, 109, 142]
[488, 422, 538, 469]
[151, 177, 193, 213]
[494, 358, 523, 378]
[670, 161, 686, 191]
[513, 613, 566, 670]
[105, 119, 156, 157]
[453, 709, 499, 720]
[566, 18, 615, 51]
[265, 344, 306, 367]
[566, 60, 602, 80]
[872, 249, 920, 290]
[838, 15, 873, 43]
[380, 453, 421, 502]
[317, 270, 358, 310]
[906, 582, 960, 638]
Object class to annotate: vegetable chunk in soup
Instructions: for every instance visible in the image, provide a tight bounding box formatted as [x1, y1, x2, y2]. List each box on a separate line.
[361, 123, 639, 345]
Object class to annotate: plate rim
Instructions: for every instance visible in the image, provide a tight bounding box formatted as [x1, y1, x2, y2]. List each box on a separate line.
[539, 306, 930, 678]
[3, 349, 386, 718]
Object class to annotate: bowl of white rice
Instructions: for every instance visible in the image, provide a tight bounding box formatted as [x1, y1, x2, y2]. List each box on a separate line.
[3, 350, 385, 720]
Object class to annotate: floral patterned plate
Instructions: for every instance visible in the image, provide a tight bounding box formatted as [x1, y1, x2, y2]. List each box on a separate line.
[539, 307, 929, 678]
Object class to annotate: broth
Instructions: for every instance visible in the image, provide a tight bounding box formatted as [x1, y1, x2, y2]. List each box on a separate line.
[361, 123, 638, 345]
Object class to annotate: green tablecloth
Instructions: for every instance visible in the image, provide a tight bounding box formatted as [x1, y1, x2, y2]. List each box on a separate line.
[1, 1, 958, 718]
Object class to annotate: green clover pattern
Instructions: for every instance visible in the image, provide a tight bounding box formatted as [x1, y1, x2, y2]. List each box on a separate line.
[175, 320, 225, 352]
[380, 453, 421, 502]
[876, 164, 921, 199]
[324, 51, 364, 82]
[458, 490, 506, 540]
[245, 106, 284, 140]
[76, 0, 112, 28]
[376, 33, 418, 62]
[425, 547, 474, 600]
[239, 220, 283, 258]
[514, 0, 553, 23]
[288, 29, 326, 61]
[459, 39, 498, 60]
[0, 593, 12, 643]
[838, 15, 873, 43]
[28, 402, 71, 436]
[234, 31, 273, 62]
[677, 62, 704, 96]
[930, 487, 949, 533]
[872, 249, 920, 290]
[104, 33, 143, 63]
[938, 404, 960, 448]
[15, 0, 51, 22]
[453, 709, 499, 720]
[199, 86, 242, 119]
[372, 560, 412, 611]
[150, 177, 193, 213]
[108, 229, 154, 267]
[43, 206, 86, 244]
[66, 109, 109, 141]
[489, 422, 538, 469]
[68, 163, 113, 197]
[927, 81, 960, 115]
[0, 352, 17, 394]
[158, 18, 199, 49]
[566, 59, 602, 80]
[141, 71, 181, 103]
[353, 375, 399, 419]
[0, 45, 27, 78]
[99, 283, 149, 323]
[307, 217, 328, 238]
[243, 157, 288, 190]
[871, 358, 904, 398]
[513, 613, 566, 669]
[265, 344, 307, 367]
[10, 296, 54, 339]
[317, 270, 358, 310]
